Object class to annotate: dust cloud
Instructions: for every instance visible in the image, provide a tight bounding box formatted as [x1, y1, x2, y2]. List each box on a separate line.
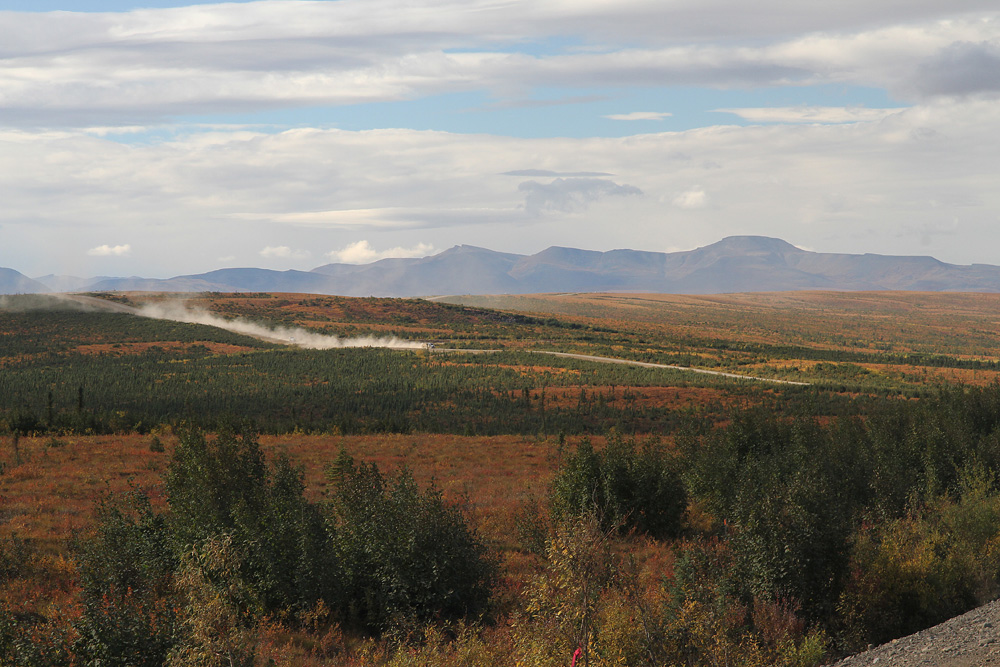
[0, 293, 424, 350]
[135, 301, 426, 350]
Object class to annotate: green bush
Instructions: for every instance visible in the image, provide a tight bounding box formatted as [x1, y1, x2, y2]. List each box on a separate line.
[329, 450, 498, 632]
[165, 427, 337, 615]
[550, 433, 686, 539]
[683, 411, 862, 621]
[73, 489, 178, 667]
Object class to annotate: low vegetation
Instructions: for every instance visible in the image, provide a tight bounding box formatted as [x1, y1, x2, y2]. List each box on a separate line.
[3, 291, 1000, 665]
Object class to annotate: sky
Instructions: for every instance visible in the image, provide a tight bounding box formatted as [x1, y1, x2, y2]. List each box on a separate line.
[1, 1, 999, 278]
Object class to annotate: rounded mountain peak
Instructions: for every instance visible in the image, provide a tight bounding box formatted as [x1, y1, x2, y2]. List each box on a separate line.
[702, 236, 804, 255]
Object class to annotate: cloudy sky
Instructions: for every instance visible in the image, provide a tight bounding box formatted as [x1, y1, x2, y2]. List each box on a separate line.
[2, 0, 999, 278]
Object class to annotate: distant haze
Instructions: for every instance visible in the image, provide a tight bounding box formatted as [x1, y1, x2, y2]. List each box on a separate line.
[5, 236, 1000, 297]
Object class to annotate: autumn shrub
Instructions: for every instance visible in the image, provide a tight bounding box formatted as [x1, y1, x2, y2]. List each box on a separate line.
[373, 622, 500, 667]
[0, 535, 32, 582]
[591, 585, 661, 667]
[657, 536, 830, 667]
[0, 535, 76, 666]
[750, 598, 827, 667]
[328, 449, 498, 634]
[72, 489, 178, 667]
[0, 607, 14, 665]
[513, 494, 550, 556]
[166, 535, 258, 667]
[516, 514, 619, 667]
[837, 518, 940, 650]
[2, 612, 77, 667]
[838, 469, 1000, 650]
[661, 537, 756, 666]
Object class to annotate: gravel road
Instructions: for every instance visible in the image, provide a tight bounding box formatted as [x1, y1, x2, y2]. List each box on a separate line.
[831, 600, 1000, 666]
[434, 348, 810, 386]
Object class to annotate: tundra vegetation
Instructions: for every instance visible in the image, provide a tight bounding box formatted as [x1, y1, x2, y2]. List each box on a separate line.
[3, 291, 1000, 665]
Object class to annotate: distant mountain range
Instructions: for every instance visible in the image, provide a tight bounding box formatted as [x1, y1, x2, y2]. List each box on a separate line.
[6, 236, 1000, 296]
[1, 268, 51, 295]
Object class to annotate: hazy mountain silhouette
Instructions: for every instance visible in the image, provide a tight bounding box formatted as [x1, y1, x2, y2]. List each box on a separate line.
[16, 236, 1000, 296]
[1, 267, 51, 295]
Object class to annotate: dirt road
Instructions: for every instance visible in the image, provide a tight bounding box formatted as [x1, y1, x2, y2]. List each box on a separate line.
[434, 348, 809, 386]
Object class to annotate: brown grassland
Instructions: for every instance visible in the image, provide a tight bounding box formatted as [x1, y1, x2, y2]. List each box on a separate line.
[444, 291, 1000, 358]
[0, 431, 574, 605]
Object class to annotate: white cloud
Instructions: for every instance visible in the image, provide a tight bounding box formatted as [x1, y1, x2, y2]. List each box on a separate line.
[0, 1, 997, 279]
[247, 208, 417, 228]
[604, 112, 672, 121]
[714, 106, 903, 124]
[327, 240, 436, 264]
[259, 245, 311, 259]
[673, 189, 708, 209]
[3, 98, 1000, 275]
[0, 3, 998, 128]
[519, 178, 643, 214]
[502, 169, 614, 177]
[87, 244, 131, 256]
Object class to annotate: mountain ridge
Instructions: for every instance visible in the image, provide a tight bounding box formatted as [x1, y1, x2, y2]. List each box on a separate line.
[7, 236, 1000, 296]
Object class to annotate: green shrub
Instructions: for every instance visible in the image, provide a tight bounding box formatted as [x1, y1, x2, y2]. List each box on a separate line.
[683, 412, 860, 621]
[165, 427, 337, 616]
[73, 489, 178, 667]
[329, 450, 497, 633]
[550, 433, 686, 539]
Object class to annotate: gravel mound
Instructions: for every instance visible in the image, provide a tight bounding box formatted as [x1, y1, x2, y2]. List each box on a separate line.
[831, 599, 1000, 666]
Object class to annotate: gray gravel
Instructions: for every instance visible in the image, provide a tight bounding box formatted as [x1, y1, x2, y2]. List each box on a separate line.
[831, 599, 1000, 666]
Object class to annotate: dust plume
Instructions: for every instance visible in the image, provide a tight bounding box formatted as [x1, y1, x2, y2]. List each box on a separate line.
[0, 293, 424, 350]
[135, 301, 425, 350]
